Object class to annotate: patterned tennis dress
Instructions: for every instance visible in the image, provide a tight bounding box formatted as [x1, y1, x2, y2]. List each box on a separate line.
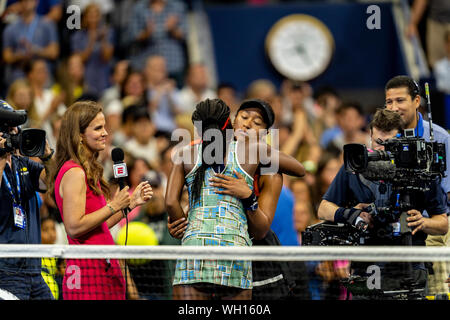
[173, 140, 254, 289]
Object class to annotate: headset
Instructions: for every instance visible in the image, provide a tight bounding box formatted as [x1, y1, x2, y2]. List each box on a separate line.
[383, 76, 422, 137]
[411, 78, 420, 97]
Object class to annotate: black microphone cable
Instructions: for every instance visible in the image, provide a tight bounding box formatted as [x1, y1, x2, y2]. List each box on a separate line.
[111, 147, 130, 299]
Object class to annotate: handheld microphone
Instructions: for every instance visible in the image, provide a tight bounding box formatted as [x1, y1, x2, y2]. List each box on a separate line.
[111, 147, 129, 216]
[111, 147, 130, 298]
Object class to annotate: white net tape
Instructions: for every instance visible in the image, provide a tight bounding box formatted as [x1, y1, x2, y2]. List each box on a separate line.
[0, 245, 449, 262]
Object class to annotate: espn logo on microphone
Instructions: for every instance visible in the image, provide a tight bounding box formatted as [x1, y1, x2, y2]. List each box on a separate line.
[113, 163, 128, 178]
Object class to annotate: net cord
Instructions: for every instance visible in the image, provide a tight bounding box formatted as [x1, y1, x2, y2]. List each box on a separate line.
[0, 245, 449, 262]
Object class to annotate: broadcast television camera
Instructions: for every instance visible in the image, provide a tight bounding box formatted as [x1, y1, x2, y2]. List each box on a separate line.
[302, 129, 446, 246]
[344, 128, 446, 188]
[301, 131, 446, 299]
[0, 105, 47, 157]
[302, 83, 446, 299]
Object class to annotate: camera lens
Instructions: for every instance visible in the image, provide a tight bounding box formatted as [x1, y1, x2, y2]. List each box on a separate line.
[22, 135, 38, 154]
[344, 144, 368, 172]
[19, 129, 46, 157]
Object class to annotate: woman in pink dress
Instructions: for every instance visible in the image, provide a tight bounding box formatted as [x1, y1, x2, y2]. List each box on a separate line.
[48, 100, 153, 300]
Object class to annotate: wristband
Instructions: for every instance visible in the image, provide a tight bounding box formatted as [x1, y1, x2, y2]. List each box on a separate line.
[335, 207, 362, 225]
[242, 192, 258, 211]
[40, 148, 54, 162]
[334, 207, 348, 223]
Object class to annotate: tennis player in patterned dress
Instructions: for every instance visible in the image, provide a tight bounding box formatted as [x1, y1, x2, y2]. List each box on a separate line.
[166, 98, 305, 299]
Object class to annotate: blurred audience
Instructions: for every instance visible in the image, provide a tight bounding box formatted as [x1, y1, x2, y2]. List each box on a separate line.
[178, 63, 217, 116]
[320, 101, 370, 154]
[144, 55, 181, 134]
[52, 53, 89, 107]
[2, 0, 59, 86]
[125, 0, 188, 85]
[6, 78, 38, 128]
[101, 60, 130, 107]
[217, 82, 239, 116]
[70, 3, 114, 94]
[25, 58, 65, 129]
[434, 31, 450, 94]
[123, 106, 160, 170]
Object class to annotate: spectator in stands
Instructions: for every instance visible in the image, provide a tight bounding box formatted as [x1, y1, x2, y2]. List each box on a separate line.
[105, 69, 146, 130]
[293, 201, 318, 245]
[406, 0, 450, 68]
[25, 59, 65, 129]
[178, 63, 217, 116]
[6, 78, 39, 128]
[52, 53, 90, 107]
[217, 82, 239, 116]
[434, 31, 450, 94]
[126, 0, 188, 84]
[38, 0, 62, 22]
[5, 0, 62, 23]
[280, 80, 308, 126]
[110, 104, 143, 148]
[69, 0, 115, 18]
[246, 79, 277, 103]
[46, 112, 63, 155]
[101, 60, 130, 107]
[123, 106, 160, 170]
[144, 55, 181, 134]
[71, 3, 114, 95]
[311, 86, 342, 139]
[320, 101, 370, 153]
[280, 104, 322, 174]
[40, 215, 60, 300]
[121, 156, 152, 227]
[2, 0, 59, 87]
[109, 0, 140, 58]
[290, 178, 313, 207]
[312, 152, 342, 209]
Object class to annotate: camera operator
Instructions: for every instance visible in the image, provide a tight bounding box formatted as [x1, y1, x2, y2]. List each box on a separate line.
[385, 75, 450, 295]
[0, 100, 54, 300]
[317, 108, 448, 297]
[385, 75, 449, 202]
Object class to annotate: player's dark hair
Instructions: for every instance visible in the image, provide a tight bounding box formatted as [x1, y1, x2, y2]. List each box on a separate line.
[191, 99, 232, 203]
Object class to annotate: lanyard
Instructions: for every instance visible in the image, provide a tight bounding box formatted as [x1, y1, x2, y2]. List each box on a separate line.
[2, 169, 21, 206]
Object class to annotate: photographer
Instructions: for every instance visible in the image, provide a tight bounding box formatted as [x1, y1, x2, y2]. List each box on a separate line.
[317, 108, 448, 297]
[0, 100, 54, 300]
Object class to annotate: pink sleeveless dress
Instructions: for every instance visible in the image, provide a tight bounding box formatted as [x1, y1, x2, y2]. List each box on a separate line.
[55, 160, 125, 300]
